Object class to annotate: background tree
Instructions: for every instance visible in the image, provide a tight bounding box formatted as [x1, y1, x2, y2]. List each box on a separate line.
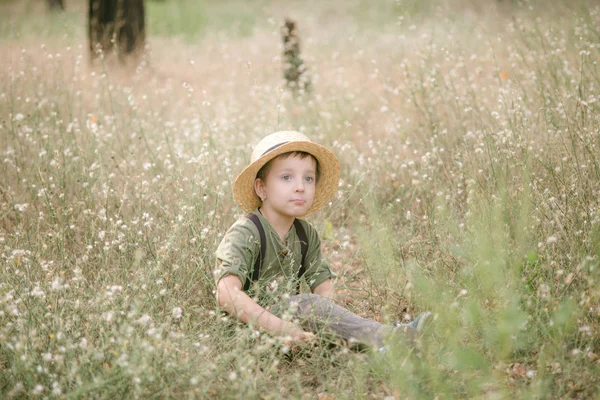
[281, 18, 311, 94]
[88, 0, 145, 64]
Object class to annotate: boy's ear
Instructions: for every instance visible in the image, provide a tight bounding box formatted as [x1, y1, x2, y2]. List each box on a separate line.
[254, 178, 266, 201]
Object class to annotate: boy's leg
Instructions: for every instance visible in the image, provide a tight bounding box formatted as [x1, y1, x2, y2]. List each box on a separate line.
[281, 293, 414, 348]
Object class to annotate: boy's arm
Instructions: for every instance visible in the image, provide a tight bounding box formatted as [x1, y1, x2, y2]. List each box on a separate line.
[312, 278, 335, 300]
[217, 275, 313, 341]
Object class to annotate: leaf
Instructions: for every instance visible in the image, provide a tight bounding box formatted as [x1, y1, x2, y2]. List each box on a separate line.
[526, 251, 538, 265]
[323, 219, 334, 240]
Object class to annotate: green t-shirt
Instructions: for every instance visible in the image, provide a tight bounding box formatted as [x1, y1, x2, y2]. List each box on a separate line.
[215, 209, 334, 306]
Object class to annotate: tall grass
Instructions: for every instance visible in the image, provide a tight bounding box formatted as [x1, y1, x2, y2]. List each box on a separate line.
[1, 0, 599, 398]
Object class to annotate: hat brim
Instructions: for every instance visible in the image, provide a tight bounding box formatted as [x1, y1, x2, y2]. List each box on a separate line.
[233, 141, 340, 215]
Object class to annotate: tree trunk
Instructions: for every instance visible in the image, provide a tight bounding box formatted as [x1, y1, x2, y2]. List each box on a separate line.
[281, 18, 311, 94]
[88, 0, 145, 63]
[48, 0, 65, 11]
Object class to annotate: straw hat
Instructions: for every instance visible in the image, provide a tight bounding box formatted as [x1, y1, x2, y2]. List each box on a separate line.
[233, 131, 340, 215]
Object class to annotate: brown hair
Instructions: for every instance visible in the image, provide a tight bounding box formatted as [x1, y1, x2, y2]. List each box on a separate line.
[256, 151, 321, 183]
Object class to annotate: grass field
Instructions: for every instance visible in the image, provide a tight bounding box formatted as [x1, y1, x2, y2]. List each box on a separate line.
[1, 0, 600, 398]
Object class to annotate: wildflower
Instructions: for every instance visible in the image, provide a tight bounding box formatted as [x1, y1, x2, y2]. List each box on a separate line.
[137, 315, 152, 325]
[172, 307, 183, 319]
[32, 384, 44, 395]
[8, 382, 24, 397]
[51, 278, 63, 291]
[578, 325, 591, 334]
[539, 284, 550, 299]
[104, 311, 115, 322]
[14, 204, 28, 212]
[52, 382, 62, 396]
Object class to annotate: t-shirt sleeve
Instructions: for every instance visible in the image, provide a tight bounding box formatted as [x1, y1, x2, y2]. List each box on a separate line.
[300, 221, 335, 291]
[214, 219, 259, 289]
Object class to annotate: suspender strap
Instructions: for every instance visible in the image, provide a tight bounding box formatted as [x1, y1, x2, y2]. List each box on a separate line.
[244, 213, 266, 292]
[293, 219, 309, 294]
[242, 213, 309, 293]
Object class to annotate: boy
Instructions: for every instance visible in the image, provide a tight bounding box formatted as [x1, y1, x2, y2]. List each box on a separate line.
[215, 131, 428, 349]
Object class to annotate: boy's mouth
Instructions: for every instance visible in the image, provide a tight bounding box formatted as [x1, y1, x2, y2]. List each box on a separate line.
[290, 199, 305, 205]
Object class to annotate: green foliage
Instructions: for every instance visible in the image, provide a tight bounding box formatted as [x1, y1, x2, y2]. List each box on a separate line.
[0, 6, 80, 39]
[147, 0, 209, 39]
[147, 0, 261, 40]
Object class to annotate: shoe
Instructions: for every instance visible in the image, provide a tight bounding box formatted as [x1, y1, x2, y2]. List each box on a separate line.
[378, 324, 417, 353]
[378, 312, 432, 354]
[408, 311, 432, 332]
[393, 311, 432, 333]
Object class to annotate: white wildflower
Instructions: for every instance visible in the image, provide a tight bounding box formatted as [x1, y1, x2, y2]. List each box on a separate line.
[172, 307, 183, 319]
[14, 204, 28, 212]
[32, 384, 44, 395]
[51, 278, 63, 291]
[104, 311, 115, 322]
[51, 381, 62, 396]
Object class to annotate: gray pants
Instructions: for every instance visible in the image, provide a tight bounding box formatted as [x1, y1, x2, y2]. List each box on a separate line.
[275, 293, 414, 348]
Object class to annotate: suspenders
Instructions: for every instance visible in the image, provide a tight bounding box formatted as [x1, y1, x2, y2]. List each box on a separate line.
[242, 213, 309, 294]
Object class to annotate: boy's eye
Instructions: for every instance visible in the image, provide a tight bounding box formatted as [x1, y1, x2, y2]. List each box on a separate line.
[304, 176, 314, 183]
[282, 175, 291, 181]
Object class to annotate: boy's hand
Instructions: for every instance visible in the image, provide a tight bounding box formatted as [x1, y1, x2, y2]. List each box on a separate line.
[217, 276, 316, 346]
[285, 326, 316, 345]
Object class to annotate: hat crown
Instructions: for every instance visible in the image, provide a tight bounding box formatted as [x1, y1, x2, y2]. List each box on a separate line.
[251, 131, 311, 162]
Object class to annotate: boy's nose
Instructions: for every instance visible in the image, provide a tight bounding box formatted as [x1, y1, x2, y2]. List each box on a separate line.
[295, 180, 305, 192]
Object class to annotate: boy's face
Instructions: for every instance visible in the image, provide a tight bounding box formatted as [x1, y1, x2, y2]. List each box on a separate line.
[254, 154, 317, 220]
